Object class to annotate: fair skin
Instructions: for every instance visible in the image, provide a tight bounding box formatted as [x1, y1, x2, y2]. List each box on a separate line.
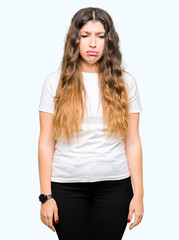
[38, 20, 144, 232]
[38, 112, 58, 232]
[124, 112, 144, 230]
[79, 20, 105, 73]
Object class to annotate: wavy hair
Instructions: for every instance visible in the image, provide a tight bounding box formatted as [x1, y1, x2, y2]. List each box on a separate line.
[52, 7, 130, 143]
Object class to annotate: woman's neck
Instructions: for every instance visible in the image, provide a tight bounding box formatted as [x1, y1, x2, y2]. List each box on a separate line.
[79, 61, 98, 73]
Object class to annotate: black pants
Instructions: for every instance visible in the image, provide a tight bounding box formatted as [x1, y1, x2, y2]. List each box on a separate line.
[51, 176, 133, 240]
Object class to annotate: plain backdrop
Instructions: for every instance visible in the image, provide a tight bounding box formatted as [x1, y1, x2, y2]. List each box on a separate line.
[0, 0, 178, 239]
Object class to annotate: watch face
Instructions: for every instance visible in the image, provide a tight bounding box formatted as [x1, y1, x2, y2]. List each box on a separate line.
[39, 194, 47, 203]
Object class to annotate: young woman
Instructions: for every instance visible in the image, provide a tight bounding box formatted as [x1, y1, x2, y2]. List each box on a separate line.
[38, 7, 144, 240]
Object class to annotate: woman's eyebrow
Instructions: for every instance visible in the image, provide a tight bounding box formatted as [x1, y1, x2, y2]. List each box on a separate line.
[80, 31, 105, 34]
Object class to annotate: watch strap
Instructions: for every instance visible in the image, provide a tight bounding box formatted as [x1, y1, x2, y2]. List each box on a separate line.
[46, 194, 53, 200]
[39, 194, 53, 203]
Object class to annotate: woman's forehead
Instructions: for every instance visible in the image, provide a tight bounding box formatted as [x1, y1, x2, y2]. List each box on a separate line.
[80, 21, 105, 32]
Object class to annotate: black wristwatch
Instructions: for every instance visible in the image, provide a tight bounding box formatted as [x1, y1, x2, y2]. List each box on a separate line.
[39, 194, 53, 204]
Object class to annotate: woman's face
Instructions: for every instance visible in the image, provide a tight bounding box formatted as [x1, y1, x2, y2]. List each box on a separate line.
[79, 20, 105, 71]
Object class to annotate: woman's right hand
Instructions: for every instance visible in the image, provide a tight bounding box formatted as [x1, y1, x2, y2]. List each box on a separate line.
[40, 198, 59, 232]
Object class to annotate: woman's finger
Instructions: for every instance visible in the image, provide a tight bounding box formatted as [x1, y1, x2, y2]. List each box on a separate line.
[129, 213, 140, 230]
[47, 215, 55, 232]
[53, 206, 59, 224]
[41, 212, 52, 230]
[127, 207, 134, 223]
[40, 213, 45, 225]
[138, 214, 143, 224]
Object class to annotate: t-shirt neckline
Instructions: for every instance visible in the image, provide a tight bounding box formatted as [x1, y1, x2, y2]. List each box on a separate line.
[82, 72, 98, 75]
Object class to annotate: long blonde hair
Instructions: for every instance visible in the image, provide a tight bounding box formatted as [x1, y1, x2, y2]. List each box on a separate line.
[52, 7, 130, 143]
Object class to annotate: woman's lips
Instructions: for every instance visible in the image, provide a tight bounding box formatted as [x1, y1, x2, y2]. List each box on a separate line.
[86, 51, 98, 55]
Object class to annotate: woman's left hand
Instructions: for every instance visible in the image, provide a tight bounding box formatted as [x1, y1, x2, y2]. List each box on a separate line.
[127, 194, 144, 230]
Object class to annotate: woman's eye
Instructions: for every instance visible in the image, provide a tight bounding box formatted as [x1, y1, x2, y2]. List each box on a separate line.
[81, 35, 105, 38]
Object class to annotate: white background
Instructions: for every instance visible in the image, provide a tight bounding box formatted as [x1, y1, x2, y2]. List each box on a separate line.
[0, 0, 178, 239]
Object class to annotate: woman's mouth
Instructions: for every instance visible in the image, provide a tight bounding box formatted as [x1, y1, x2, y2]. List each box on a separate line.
[86, 51, 98, 56]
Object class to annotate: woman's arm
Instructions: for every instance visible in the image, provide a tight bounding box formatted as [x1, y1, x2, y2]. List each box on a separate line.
[124, 112, 144, 229]
[124, 112, 143, 197]
[38, 111, 56, 194]
[38, 111, 59, 232]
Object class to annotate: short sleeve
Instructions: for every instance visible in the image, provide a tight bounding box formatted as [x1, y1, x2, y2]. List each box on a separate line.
[38, 75, 55, 114]
[123, 72, 142, 113]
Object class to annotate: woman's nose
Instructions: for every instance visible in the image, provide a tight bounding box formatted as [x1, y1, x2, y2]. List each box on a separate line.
[89, 36, 96, 47]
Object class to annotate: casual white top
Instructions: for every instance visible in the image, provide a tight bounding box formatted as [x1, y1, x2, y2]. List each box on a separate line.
[38, 69, 142, 183]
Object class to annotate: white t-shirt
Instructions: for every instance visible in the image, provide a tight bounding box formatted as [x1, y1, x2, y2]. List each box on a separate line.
[38, 69, 142, 183]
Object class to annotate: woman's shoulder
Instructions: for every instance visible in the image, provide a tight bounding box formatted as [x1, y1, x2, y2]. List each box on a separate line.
[122, 70, 138, 92]
[44, 68, 62, 94]
[122, 70, 136, 83]
[46, 68, 62, 85]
